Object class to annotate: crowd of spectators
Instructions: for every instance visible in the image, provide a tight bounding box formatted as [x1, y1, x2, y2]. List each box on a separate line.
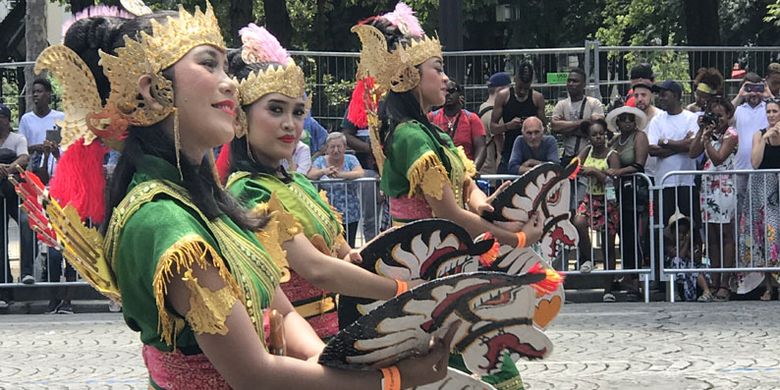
[4, 60, 780, 310]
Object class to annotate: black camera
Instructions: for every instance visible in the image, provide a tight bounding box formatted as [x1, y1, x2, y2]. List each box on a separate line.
[701, 111, 720, 127]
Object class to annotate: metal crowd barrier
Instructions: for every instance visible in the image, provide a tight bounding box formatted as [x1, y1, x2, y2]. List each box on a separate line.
[658, 169, 780, 303]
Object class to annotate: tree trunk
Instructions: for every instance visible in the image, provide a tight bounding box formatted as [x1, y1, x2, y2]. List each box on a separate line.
[69, 0, 95, 13]
[24, 0, 47, 112]
[683, 0, 721, 71]
[264, 0, 292, 48]
[229, 0, 253, 48]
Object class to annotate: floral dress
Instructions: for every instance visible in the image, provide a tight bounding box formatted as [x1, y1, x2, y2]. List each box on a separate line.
[700, 127, 737, 224]
[737, 128, 780, 293]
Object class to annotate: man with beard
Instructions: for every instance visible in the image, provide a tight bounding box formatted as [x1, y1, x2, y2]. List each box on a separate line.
[491, 62, 547, 174]
[633, 82, 663, 179]
[733, 73, 769, 171]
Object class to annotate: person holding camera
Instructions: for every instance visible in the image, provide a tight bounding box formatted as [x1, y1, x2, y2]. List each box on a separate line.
[689, 97, 738, 302]
[733, 73, 770, 171]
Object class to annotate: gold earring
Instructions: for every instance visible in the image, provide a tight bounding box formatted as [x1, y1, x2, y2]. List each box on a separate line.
[245, 121, 256, 163]
[173, 108, 183, 180]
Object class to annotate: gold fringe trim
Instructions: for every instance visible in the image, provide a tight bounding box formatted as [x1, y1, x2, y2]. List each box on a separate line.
[318, 189, 345, 228]
[181, 269, 238, 336]
[456, 146, 477, 178]
[152, 235, 243, 347]
[407, 151, 448, 199]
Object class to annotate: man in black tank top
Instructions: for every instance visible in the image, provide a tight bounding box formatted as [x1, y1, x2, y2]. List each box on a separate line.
[490, 62, 547, 174]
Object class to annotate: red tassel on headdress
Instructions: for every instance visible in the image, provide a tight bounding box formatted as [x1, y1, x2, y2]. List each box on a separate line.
[215, 142, 231, 185]
[528, 261, 564, 296]
[346, 77, 375, 129]
[48, 139, 108, 224]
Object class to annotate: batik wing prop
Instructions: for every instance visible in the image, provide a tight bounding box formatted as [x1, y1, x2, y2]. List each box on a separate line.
[10, 170, 120, 303]
[320, 272, 554, 376]
[413, 368, 497, 390]
[484, 244, 564, 330]
[485, 161, 579, 262]
[338, 219, 497, 327]
[34, 45, 103, 150]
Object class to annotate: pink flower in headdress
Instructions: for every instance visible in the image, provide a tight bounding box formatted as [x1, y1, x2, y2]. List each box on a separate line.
[62, 5, 132, 36]
[382, 2, 424, 38]
[239, 23, 291, 64]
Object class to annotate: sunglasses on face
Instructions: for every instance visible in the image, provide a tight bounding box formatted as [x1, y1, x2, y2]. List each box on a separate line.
[617, 115, 635, 122]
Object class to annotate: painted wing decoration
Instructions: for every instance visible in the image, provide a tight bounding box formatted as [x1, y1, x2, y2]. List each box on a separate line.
[479, 161, 580, 330]
[11, 170, 120, 303]
[34, 45, 103, 150]
[337, 219, 497, 327]
[484, 162, 579, 261]
[320, 272, 553, 376]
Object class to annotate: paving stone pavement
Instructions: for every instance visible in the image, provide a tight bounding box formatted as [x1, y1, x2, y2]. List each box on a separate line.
[0, 302, 779, 389]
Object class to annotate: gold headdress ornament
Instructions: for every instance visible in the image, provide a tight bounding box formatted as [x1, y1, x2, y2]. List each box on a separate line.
[237, 24, 306, 111]
[350, 7, 442, 93]
[35, 1, 224, 150]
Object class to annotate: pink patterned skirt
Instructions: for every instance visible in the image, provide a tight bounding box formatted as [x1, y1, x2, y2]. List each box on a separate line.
[389, 196, 433, 223]
[142, 345, 229, 389]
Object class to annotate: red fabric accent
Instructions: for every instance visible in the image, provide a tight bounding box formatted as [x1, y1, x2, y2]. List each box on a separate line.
[215, 142, 231, 185]
[428, 109, 486, 160]
[142, 345, 230, 390]
[625, 88, 637, 107]
[345, 77, 375, 129]
[49, 139, 108, 224]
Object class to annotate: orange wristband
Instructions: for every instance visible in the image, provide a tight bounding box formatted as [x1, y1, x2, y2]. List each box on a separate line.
[380, 366, 401, 390]
[515, 231, 527, 248]
[395, 279, 409, 297]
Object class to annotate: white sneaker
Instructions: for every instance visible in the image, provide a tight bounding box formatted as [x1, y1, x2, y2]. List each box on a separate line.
[0, 300, 8, 309]
[108, 301, 122, 312]
[21, 275, 35, 285]
[580, 261, 593, 274]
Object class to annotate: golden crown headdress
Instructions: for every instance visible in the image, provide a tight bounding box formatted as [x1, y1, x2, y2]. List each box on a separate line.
[237, 24, 306, 108]
[351, 3, 442, 93]
[35, 1, 224, 150]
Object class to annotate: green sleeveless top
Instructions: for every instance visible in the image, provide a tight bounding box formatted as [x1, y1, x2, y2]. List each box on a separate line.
[106, 155, 282, 352]
[380, 120, 476, 206]
[226, 171, 346, 255]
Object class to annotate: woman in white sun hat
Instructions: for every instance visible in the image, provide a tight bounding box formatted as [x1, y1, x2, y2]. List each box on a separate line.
[605, 105, 649, 300]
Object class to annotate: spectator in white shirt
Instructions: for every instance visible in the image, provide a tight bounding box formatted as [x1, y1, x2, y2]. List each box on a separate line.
[280, 140, 311, 175]
[18, 78, 64, 170]
[733, 73, 770, 170]
[646, 80, 700, 250]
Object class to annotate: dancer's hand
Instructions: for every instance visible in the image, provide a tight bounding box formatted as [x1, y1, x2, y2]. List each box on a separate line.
[343, 249, 362, 264]
[521, 212, 544, 245]
[393, 320, 461, 388]
[475, 180, 512, 216]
